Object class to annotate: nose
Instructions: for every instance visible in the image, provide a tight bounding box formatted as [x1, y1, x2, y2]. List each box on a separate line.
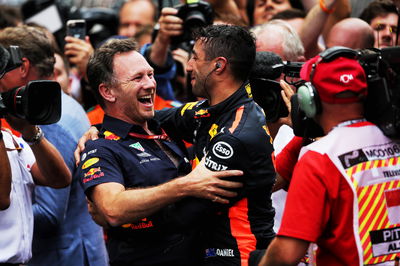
[186, 58, 194, 72]
[142, 74, 156, 90]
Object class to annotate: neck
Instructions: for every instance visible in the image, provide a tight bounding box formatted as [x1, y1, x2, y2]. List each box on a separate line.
[105, 108, 149, 132]
[208, 78, 243, 106]
[318, 102, 365, 134]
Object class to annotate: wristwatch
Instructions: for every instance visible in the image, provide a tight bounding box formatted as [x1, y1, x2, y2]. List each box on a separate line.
[23, 126, 44, 145]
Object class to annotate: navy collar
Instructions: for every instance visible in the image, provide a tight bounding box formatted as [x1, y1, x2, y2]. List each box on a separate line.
[101, 115, 163, 139]
[194, 82, 252, 119]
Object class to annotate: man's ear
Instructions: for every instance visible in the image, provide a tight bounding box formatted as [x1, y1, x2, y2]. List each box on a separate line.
[99, 83, 116, 103]
[19, 58, 30, 78]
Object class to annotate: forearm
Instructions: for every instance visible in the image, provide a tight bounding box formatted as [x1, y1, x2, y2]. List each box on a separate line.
[300, 4, 328, 58]
[94, 178, 188, 226]
[149, 36, 170, 67]
[30, 136, 71, 188]
[0, 136, 11, 210]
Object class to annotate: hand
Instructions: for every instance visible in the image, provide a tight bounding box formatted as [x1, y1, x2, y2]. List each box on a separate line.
[4, 114, 37, 139]
[179, 157, 243, 204]
[277, 80, 295, 127]
[64, 36, 94, 79]
[156, 7, 184, 43]
[74, 126, 99, 165]
[172, 48, 189, 73]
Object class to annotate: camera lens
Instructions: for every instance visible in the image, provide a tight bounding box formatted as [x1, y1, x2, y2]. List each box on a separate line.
[185, 10, 207, 30]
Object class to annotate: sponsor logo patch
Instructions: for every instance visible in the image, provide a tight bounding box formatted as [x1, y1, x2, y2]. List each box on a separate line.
[82, 167, 104, 183]
[205, 248, 235, 258]
[104, 131, 120, 140]
[129, 142, 145, 152]
[370, 226, 400, 257]
[212, 141, 234, 159]
[205, 156, 228, 171]
[82, 157, 99, 169]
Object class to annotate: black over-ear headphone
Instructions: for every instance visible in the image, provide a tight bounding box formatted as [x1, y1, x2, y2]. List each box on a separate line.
[296, 46, 359, 118]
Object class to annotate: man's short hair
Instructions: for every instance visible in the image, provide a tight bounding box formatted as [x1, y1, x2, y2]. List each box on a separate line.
[193, 25, 256, 82]
[359, 0, 398, 24]
[87, 38, 138, 109]
[252, 19, 305, 61]
[0, 25, 55, 78]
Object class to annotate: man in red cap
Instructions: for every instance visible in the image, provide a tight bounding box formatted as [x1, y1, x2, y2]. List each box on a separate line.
[259, 48, 400, 265]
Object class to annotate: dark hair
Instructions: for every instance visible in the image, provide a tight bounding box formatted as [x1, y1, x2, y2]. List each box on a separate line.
[193, 25, 256, 82]
[87, 38, 138, 109]
[246, 0, 303, 26]
[359, 0, 398, 24]
[0, 25, 55, 78]
[272, 8, 306, 20]
[0, 4, 22, 29]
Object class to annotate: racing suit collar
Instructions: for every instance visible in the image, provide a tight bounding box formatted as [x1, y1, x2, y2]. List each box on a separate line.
[194, 82, 252, 119]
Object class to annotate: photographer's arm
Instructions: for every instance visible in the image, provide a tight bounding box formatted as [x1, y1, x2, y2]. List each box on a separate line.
[5, 115, 71, 188]
[149, 7, 183, 67]
[300, 0, 350, 59]
[0, 130, 11, 210]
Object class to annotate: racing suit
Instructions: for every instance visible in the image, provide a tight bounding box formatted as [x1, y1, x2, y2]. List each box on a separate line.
[156, 82, 276, 265]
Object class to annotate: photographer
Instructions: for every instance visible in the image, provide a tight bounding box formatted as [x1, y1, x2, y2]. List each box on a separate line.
[259, 47, 400, 265]
[0, 46, 71, 265]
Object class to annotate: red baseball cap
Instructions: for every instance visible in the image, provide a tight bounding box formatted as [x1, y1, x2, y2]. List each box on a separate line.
[300, 55, 368, 104]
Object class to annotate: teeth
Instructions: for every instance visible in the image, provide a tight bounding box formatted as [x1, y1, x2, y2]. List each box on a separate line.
[140, 95, 151, 99]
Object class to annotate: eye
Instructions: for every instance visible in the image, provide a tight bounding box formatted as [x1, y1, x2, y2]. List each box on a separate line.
[256, 0, 266, 7]
[374, 24, 385, 31]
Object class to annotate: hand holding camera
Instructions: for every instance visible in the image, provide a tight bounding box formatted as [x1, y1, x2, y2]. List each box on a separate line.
[157, 7, 184, 44]
[64, 19, 93, 79]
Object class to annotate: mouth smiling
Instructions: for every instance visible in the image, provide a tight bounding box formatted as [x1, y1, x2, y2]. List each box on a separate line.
[138, 95, 153, 105]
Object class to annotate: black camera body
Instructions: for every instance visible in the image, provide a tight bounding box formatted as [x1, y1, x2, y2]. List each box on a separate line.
[287, 46, 400, 139]
[250, 78, 289, 122]
[359, 47, 400, 139]
[172, 0, 213, 48]
[0, 44, 61, 125]
[0, 80, 62, 125]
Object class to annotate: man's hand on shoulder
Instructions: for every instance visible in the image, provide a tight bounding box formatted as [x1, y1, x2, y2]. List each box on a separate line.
[74, 126, 100, 165]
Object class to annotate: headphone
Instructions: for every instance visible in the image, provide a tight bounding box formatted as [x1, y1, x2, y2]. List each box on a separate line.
[297, 46, 359, 118]
[215, 62, 221, 69]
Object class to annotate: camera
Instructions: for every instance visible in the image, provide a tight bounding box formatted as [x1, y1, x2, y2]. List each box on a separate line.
[172, 0, 214, 48]
[250, 78, 289, 122]
[0, 45, 61, 125]
[250, 51, 301, 122]
[359, 46, 400, 139]
[66, 19, 86, 40]
[288, 47, 400, 139]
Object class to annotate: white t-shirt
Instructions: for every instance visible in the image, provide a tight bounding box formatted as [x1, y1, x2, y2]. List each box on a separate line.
[0, 130, 35, 263]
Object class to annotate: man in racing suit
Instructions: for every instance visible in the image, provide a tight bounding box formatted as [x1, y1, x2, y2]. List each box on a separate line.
[156, 24, 276, 265]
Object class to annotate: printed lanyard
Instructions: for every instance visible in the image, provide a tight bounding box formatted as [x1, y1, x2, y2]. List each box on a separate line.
[128, 129, 170, 141]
